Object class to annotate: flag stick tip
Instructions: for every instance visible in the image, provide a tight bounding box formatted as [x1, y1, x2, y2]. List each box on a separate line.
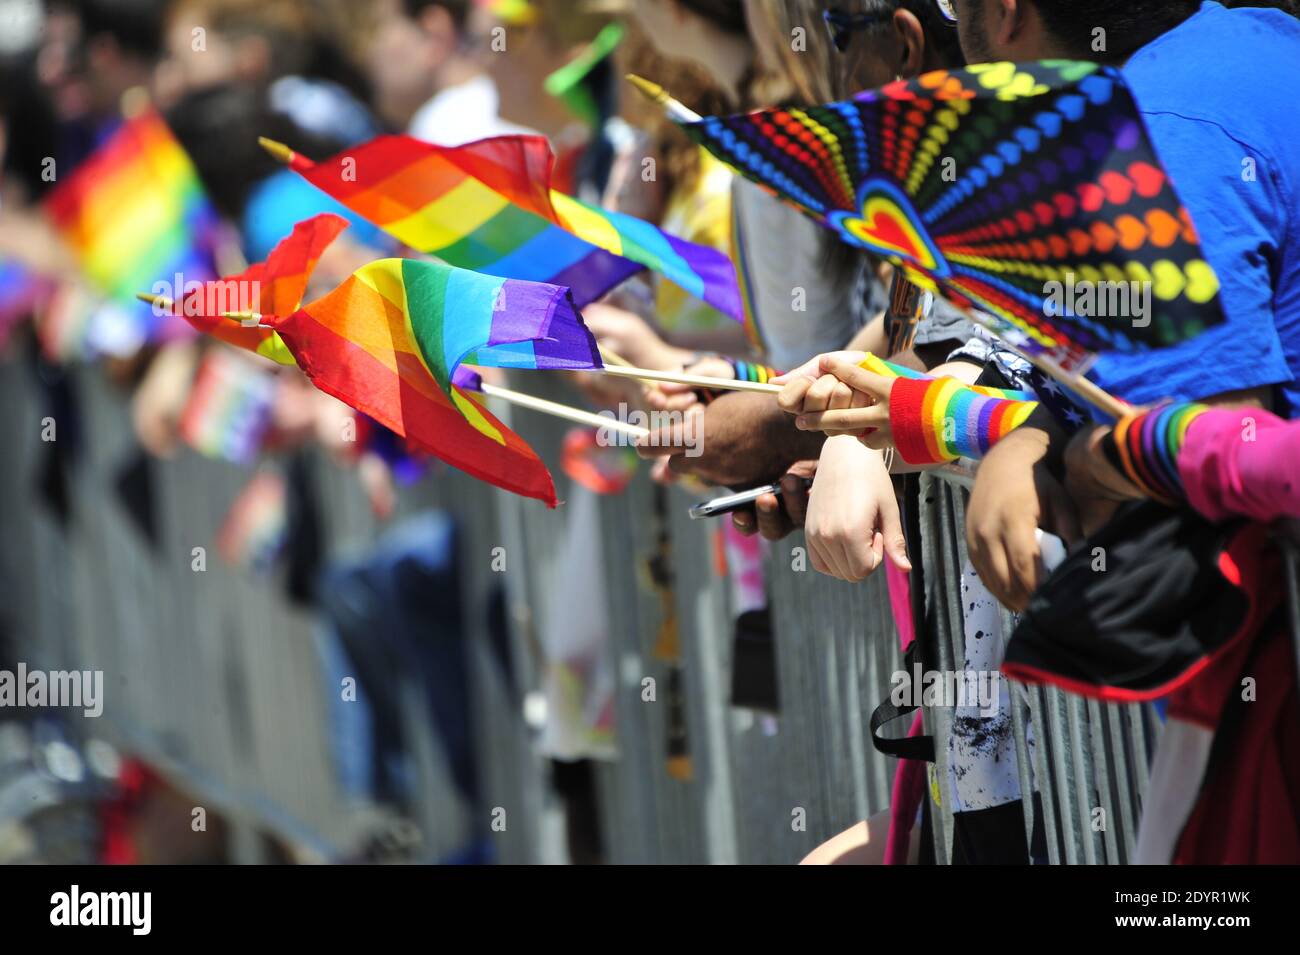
[257, 136, 294, 164]
[135, 292, 170, 308]
[625, 74, 666, 103]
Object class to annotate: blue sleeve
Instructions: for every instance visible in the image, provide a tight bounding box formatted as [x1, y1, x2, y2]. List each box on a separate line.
[1087, 113, 1293, 413]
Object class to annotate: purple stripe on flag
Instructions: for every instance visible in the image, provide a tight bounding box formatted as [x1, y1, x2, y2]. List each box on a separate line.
[661, 231, 744, 322]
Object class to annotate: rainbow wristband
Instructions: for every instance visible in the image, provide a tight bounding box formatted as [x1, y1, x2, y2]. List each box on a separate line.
[725, 358, 782, 384]
[1102, 402, 1210, 505]
[889, 376, 1040, 465]
[859, 353, 1036, 401]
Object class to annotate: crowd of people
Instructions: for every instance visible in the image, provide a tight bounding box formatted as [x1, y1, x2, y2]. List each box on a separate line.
[1, 0, 1299, 865]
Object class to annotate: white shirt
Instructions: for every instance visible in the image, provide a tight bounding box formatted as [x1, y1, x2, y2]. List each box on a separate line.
[407, 74, 533, 146]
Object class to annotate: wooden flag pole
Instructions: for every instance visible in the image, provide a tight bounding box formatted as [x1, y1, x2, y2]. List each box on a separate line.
[1019, 351, 1129, 420]
[134, 292, 274, 329]
[625, 74, 702, 124]
[593, 363, 782, 395]
[257, 136, 300, 166]
[478, 381, 650, 439]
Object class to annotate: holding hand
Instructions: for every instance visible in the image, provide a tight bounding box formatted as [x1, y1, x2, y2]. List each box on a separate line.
[803, 436, 910, 581]
[778, 355, 897, 447]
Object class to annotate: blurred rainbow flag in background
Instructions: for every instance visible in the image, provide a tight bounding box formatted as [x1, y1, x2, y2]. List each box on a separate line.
[274, 134, 742, 318]
[44, 108, 220, 348]
[217, 470, 288, 572]
[179, 349, 277, 464]
[0, 260, 52, 348]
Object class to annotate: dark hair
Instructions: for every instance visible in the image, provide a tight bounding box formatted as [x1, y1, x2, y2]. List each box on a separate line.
[1222, 0, 1299, 14]
[165, 85, 347, 220]
[401, 0, 471, 31]
[65, 0, 168, 59]
[1026, 1, 1197, 62]
[679, 0, 749, 35]
[898, 0, 964, 65]
[851, 0, 965, 69]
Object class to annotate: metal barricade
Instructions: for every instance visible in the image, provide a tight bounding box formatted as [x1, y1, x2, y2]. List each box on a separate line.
[15, 358, 1291, 864]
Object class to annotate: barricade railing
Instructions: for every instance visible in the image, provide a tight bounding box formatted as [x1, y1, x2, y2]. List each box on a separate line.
[14, 360, 1298, 864]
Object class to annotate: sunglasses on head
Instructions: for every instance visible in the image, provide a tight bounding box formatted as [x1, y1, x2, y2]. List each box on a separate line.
[822, 2, 957, 55]
[821, 7, 892, 53]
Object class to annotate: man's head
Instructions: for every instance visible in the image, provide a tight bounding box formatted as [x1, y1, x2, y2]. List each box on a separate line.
[59, 0, 168, 116]
[367, 0, 472, 126]
[827, 1, 965, 92]
[951, 0, 1197, 65]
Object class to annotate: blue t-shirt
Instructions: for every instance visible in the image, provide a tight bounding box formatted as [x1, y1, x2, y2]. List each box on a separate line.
[1088, 2, 1300, 417]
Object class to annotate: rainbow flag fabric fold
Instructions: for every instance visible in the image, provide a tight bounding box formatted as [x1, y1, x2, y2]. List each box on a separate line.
[44, 108, 220, 343]
[257, 257, 607, 506]
[283, 134, 743, 318]
[177, 212, 349, 364]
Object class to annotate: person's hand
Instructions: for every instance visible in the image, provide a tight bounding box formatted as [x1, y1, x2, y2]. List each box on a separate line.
[803, 436, 910, 581]
[635, 391, 824, 487]
[966, 425, 1083, 612]
[1063, 423, 1143, 536]
[581, 301, 690, 370]
[781, 355, 897, 446]
[770, 350, 868, 389]
[731, 460, 816, 540]
[646, 355, 736, 413]
[130, 340, 200, 457]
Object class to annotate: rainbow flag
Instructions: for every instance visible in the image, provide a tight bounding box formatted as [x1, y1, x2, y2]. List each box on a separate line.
[278, 134, 743, 317]
[176, 212, 349, 364]
[217, 470, 288, 571]
[178, 348, 276, 464]
[44, 108, 220, 344]
[261, 257, 606, 506]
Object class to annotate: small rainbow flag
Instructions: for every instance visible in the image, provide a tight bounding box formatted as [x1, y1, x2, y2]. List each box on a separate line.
[178, 348, 276, 464]
[44, 108, 220, 343]
[258, 256, 600, 505]
[275, 134, 743, 317]
[177, 212, 348, 364]
[217, 470, 288, 571]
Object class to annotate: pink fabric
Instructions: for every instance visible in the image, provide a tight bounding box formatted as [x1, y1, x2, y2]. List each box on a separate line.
[885, 560, 915, 652]
[884, 710, 927, 865]
[1179, 408, 1300, 523]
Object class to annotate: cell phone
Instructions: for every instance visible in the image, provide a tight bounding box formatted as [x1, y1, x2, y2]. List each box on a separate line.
[689, 480, 810, 520]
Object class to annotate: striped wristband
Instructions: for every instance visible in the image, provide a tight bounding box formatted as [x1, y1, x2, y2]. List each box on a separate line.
[1102, 402, 1210, 505]
[889, 376, 1040, 465]
[725, 358, 782, 384]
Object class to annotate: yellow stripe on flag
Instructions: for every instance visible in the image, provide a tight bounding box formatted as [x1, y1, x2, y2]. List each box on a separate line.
[451, 388, 506, 446]
[385, 178, 508, 251]
[353, 259, 409, 313]
[548, 191, 624, 256]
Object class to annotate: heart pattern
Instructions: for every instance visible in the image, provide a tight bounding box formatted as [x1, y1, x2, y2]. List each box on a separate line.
[831, 180, 948, 276]
[684, 60, 1227, 360]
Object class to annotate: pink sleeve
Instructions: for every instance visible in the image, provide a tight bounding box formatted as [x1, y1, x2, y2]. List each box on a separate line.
[1178, 408, 1300, 522]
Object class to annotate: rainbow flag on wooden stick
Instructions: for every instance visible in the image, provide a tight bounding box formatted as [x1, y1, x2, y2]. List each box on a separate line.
[262, 134, 743, 318]
[265, 257, 602, 505]
[175, 212, 348, 364]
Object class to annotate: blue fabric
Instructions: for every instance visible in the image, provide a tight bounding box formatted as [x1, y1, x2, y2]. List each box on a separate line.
[242, 170, 393, 262]
[316, 512, 481, 813]
[313, 623, 377, 801]
[1088, 2, 1300, 418]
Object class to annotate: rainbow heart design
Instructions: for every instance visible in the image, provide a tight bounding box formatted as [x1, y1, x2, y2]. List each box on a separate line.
[828, 179, 950, 277]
